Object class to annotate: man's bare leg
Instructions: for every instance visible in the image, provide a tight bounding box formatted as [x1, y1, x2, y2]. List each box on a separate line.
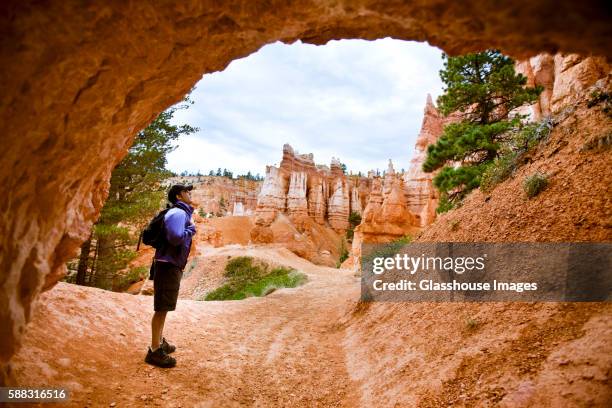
[151, 311, 167, 350]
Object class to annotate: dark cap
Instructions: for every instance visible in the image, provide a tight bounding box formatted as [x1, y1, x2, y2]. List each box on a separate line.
[168, 184, 193, 203]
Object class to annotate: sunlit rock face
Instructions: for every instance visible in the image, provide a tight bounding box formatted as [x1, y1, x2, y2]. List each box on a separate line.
[308, 179, 327, 224]
[403, 95, 459, 226]
[356, 161, 419, 243]
[254, 166, 287, 226]
[350, 184, 362, 215]
[169, 175, 261, 217]
[327, 179, 351, 233]
[515, 54, 611, 120]
[1, 0, 609, 384]
[254, 144, 361, 233]
[286, 172, 309, 218]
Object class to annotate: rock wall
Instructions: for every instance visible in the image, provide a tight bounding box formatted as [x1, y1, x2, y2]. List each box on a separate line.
[347, 162, 422, 270]
[516, 54, 611, 120]
[1, 0, 610, 385]
[286, 172, 309, 218]
[167, 175, 261, 216]
[327, 179, 351, 232]
[254, 144, 365, 234]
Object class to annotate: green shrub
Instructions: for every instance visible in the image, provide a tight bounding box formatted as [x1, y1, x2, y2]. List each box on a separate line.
[480, 153, 517, 192]
[203, 257, 307, 301]
[116, 265, 148, 290]
[346, 228, 354, 241]
[224, 256, 260, 278]
[510, 119, 553, 152]
[436, 193, 457, 214]
[346, 211, 362, 242]
[523, 172, 548, 198]
[348, 211, 362, 227]
[480, 118, 553, 193]
[395, 235, 412, 245]
[338, 240, 349, 267]
[361, 235, 412, 267]
[587, 90, 611, 115]
[465, 317, 480, 331]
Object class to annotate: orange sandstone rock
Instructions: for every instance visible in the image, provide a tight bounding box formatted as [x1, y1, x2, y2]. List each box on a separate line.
[1, 0, 610, 384]
[515, 53, 611, 119]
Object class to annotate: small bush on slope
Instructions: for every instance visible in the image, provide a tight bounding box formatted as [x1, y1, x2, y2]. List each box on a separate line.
[203, 256, 307, 301]
[480, 118, 553, 192]
[523, 172, 549, 198]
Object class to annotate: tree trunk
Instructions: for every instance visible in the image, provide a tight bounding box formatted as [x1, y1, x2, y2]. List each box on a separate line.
[75, 232, 92, 285]
[88, 238, 100, 285]
[136, 230, 142, 252]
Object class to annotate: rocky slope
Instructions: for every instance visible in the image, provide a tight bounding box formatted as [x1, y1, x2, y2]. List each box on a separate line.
[340, 57, 612, 407]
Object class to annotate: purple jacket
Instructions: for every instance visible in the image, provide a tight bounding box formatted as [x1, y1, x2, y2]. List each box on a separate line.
[154, 200, 196, 270]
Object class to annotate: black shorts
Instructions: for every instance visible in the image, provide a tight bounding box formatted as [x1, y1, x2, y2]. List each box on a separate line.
[153, 261, 183, 312]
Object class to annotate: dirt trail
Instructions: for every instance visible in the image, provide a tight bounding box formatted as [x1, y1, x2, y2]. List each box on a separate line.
[11, 245, 612, 407]
[11, 246, 362, 407]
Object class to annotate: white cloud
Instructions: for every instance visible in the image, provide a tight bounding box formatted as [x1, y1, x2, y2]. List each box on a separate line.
[168, 38, 444, 175]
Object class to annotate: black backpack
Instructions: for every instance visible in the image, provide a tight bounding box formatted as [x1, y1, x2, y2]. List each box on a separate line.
[142, 206, 174, 249]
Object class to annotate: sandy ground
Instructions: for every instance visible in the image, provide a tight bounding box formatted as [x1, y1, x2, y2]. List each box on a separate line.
[10, 243, 612, 407]
[11, 246, 362, 407]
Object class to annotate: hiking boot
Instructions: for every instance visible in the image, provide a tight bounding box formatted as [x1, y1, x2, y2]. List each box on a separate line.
[145, 347, 176, 368]
[160, 337, 176, 354]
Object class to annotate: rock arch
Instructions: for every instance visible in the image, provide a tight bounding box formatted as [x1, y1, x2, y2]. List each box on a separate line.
[0, 0, 610, 383]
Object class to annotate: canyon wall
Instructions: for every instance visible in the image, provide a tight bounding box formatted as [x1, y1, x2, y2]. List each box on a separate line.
[167, 175, 261, 216]
[254, 144, 367, 233]
[516, 53, 611, 120]
[252, 145, 436, 267]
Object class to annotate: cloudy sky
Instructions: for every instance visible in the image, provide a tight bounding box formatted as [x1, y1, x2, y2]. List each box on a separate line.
[167, 38, 444, 176]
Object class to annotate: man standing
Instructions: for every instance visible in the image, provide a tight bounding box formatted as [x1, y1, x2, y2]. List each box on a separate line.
[145, 184, 196, 368]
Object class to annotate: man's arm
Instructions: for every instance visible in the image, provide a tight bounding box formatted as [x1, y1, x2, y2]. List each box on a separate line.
[164, 210, 195, 246]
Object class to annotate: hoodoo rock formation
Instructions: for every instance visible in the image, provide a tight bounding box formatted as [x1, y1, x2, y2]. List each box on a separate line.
[327, 178, 351, 232]
[254, 166, 286, 226]
[1, 0, 611, 385]
[403, 95, 460, 226]
[254, 141, 444, 244]
[254, 144, 364, 234]
[341, 97, 455, 270]
[286, 172, 309, 218]
[347, 161, 422, 270]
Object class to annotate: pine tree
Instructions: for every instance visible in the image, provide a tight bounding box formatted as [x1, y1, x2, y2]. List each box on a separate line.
[74, 96, 197, 290]
[423, 50, 542, 211]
